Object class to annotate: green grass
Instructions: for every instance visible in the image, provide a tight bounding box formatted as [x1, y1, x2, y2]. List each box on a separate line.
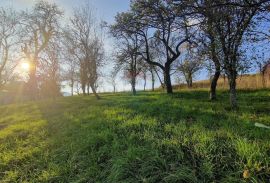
[0, 89, 270, 182]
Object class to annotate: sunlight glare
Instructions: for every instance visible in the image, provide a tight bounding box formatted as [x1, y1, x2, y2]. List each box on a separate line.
[21, 62, 30, 71]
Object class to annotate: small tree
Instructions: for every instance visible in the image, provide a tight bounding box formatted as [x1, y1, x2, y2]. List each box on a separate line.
[177, 48, 204, 88]
[108, 69, 118, 93]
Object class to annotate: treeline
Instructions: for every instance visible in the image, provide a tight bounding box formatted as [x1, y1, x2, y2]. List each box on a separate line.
[109, 0, 270, 109]
[0, 1, 104, 100]
[0, 0, 270, 109]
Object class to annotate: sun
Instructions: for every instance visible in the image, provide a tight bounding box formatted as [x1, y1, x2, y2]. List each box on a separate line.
[21, 62, 30, 71]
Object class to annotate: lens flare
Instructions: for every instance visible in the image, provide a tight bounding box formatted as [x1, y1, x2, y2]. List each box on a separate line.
[21, 62, 30, 71]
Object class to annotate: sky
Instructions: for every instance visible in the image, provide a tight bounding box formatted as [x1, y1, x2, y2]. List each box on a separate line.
[0, 0, 136, 93]
[0, 0, 210, 93]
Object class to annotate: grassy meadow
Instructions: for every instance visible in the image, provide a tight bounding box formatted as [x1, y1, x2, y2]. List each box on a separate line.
[0, 89, 270, 182]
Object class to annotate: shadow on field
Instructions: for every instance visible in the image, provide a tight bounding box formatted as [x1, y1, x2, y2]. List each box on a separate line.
[30, 89, 270, 182]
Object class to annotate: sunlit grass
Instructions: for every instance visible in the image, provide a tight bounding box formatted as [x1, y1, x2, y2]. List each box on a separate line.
[0, 89, 269, 182]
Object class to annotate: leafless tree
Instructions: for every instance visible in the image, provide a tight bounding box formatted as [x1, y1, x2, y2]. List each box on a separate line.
[111, 0, 195, 94]
[177, 50, 204, 88]
[0, 8, 19, 89]
[20, 0, 62, 99]
[107, 68, 119, 93]
[110, 27, 143, 95]
[187, 0, 270, 109]
[67, 3, 104, 99]
[39, 38, 62, 98]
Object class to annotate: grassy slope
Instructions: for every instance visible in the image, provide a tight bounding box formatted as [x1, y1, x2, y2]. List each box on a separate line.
[0, 90, 270, 183]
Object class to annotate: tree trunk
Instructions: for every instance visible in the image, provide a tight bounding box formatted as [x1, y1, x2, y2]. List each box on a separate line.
[90, 84, 100, 99]
[87, 83, 90, 95]
[71, 79, 74, 96]
[154, 68, 164, 90]
[210, 68, 221, 100]
[113, 85, 116, 93]
[82, 83, 86, 96]
[131, 77, 136, 95]
[28, 64, 38, 100]
[261, 71, 266, 88]
[151, 69, 155, 91]
[187, 74, 192, 88]
[229, 77, 237, 109]
[143, 76, 147, 91]
[189, 79, 192, 88]
[164, 65, 173, 94]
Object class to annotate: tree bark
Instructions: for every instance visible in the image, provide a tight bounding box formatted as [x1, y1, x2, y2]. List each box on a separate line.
[229, 77, 237, 109]
[210, 67, 221, 100]
[164, 66, 173, 94]
[131, 77, 136, 95]
[261, 71, 266, 88]
[143, 76, 146, 91]
[90, 85, 100, 99]
[71, 79, 74, 96]
[187, 74, 193, 88]
[154, 68, 164, 90]
[82, 83, 86, 96]
[87, 83, 90, 95]
[151, 69, 155, 91]
[28, 63, 38, 100]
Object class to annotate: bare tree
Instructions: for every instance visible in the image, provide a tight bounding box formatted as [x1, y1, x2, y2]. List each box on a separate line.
[111, 0, 195, 94]
[62, 32, 79, 96]
[0, 8, 19, 89]
[107, 68, 119, 93]
[39, 38, 62, 98]
[187, 0, 270, 109]
[177, 50, 204, 88]
[149, 65, 156, 91]
[110, 26, 143, 95]
[21, 0, 62, 99]
[67, 3, 104, 99]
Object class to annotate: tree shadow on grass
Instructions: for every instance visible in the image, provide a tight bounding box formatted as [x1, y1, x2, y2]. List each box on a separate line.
[32, 90, 270, 182]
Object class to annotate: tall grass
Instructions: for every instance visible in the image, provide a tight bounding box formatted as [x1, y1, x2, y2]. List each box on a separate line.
[176, 73, 270, 90]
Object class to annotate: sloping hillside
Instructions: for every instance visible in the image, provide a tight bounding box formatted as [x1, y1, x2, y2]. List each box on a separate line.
[0, 90, 269, 182]
[175, 73, 270, 90]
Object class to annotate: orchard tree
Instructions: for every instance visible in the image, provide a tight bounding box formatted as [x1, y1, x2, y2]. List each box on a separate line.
[62, 31, 79, 96]
[210, 1, 269, 108]
[185, 0, 270, 108]
[110, 23, 143, 95]
[149, 65, 156, 91]
[21, 0, 62, 99]
[67, 3, 104, 99]
[114, 39, 143, 95]
[177, 49, 204, 88]
[111, 0, 195, 94]
[39, 38, 62, 98]
[107, 68, 119, 93]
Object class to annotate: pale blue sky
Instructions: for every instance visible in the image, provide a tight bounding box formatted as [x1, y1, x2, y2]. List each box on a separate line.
[0, 0, 210, 93]
[0, 0, 130, 23]
[0, 0, 137, 93]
